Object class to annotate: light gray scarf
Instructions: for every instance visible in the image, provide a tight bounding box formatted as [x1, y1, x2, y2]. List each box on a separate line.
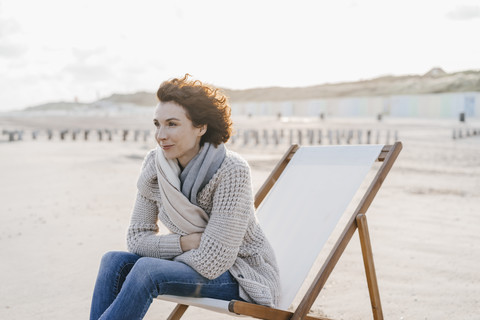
[155, 143, 226, 234]
[180, 143, 226, 204]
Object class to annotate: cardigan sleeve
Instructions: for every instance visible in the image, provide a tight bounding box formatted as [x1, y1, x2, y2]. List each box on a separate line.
[174, 162, 253, 279]
[126, 192, 183, 259]
[126, 150, 183, 259]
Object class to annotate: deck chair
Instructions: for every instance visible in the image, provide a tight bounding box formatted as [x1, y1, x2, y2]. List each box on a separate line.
[157, 142, 402, 320]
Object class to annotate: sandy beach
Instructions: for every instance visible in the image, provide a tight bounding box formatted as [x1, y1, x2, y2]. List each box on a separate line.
[1, 114, 479, 319]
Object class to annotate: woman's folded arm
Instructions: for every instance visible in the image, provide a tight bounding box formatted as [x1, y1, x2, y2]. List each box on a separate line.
[175, 165, 252, 279]
[127, 192, 183, 259]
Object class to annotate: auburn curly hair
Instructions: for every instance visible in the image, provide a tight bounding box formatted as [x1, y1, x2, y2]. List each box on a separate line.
[156, 74, 233, 147]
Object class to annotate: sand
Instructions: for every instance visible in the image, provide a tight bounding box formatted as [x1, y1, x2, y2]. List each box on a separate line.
[1, 114, 479, 319]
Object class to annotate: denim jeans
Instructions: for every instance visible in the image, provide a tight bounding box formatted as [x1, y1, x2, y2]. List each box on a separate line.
[90, 251, 242, 320]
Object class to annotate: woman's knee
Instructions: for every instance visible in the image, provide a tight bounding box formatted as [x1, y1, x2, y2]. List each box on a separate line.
[127, 258, 184, 285]
[128, 259, 200, 292]
[123, 258, 162, 295]
[128, 257, 158, 280]
[100, 251, 139, 269]
[131, 258, 189, 281]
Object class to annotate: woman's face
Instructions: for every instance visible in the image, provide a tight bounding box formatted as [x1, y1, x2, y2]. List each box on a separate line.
[154, 101, 206, 168]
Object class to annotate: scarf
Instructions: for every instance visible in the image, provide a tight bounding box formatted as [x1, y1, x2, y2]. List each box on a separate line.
[154, 143, 226, 234]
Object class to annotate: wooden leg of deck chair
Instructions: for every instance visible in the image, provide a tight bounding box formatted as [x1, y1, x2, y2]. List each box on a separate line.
[356, 214, 383, 320]
[166, 304, 188, 320]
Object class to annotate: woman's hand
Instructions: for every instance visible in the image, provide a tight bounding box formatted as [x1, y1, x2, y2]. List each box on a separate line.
[180, 233, 203, 252]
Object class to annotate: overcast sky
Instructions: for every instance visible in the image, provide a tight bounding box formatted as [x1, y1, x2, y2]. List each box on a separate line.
[1, 0, 479, 111]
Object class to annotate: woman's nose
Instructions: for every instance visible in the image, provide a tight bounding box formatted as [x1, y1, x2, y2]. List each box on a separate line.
[156, 127, 167, 141]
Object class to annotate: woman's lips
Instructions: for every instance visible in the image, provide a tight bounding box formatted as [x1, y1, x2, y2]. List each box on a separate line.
[161, 144, 174, 150]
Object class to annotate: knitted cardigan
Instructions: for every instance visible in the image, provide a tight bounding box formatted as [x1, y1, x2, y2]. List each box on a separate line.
[127, 148, 280, 307]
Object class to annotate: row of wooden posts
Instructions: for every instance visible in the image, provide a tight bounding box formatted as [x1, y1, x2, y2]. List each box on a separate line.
[6, 127, 479, 144]
[230, 128, 399, 146]
[2, 129, 152, 142]
[2, 128, 399, 145]
[452, 128, 479, 140]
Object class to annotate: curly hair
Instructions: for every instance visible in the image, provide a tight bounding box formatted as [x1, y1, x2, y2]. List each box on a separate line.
[156, 74, 233, 147]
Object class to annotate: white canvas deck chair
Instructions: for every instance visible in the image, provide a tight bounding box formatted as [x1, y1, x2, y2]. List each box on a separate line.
[158, 142, 403, 320]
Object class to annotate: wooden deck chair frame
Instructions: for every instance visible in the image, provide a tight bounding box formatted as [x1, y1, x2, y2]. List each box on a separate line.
[163, 141, 402, 320]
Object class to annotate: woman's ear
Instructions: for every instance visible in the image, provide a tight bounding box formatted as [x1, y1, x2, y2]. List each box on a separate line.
[199, 125, 207, 136]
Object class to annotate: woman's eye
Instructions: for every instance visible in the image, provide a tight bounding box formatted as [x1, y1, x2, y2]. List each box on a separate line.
[168, 122, 177, 127]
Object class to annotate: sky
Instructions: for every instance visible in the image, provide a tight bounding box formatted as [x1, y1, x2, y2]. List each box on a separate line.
[0, 0, 480, 111]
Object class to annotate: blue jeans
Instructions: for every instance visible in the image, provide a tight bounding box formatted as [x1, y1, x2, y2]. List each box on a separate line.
[90, 251, 242, 320]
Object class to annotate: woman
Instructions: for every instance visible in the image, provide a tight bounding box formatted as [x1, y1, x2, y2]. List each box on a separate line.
[90, 75, 280, 320]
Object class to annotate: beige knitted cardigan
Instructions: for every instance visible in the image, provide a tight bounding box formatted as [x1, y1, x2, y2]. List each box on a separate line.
[127, 148, 280, 307]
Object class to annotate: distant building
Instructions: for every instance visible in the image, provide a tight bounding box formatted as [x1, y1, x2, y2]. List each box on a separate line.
[230, 92, 480, 119]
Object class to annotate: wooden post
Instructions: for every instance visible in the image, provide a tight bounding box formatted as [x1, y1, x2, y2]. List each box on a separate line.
[273, 130, 279, 146]
[60, 130, 68, 140]
[307, 129, 314, 145]
[7, 130, 14, 142]
[143, 130, 150, 142]
[106, 130, 113, 141]
[346, 130, 353, 144]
